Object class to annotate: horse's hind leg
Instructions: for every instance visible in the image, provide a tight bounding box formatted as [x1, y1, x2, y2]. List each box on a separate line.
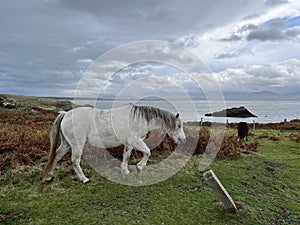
[70, 143, 90, 183]
[45, 136, 70, 182]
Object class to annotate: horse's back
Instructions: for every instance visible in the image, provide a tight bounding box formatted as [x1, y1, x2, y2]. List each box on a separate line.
[62, 107, 95, 126]
[60, 105, 136, 148]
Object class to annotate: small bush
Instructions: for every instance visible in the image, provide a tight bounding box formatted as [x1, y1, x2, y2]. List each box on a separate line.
[0, 109, 56, 173]
[191, 128, 258, 160]
[289, 133, 300, 143]
[268, 135, 280, 141]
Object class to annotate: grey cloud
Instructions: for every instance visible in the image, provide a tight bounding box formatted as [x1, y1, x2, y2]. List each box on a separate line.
[216, 52, 240, 59]
[247, 28, 284, 41]
[219, 34, 242, 42]
[218, 24, 258, 42]
[216, 48, 254, 59]
[238, 24, 259, 32]
[247, 27, 300, 41]
[284, 28, 300, 38]
[219, 18, 299, 43]
[52, 0, 267, 38]
[218, 19, 297, 43]
[242, 14, 261, 20]
[265, 0, 290, 6]
[0, 0, 115, 96]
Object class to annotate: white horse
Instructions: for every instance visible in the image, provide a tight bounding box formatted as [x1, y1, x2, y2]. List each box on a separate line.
[42, 104, 186, 183]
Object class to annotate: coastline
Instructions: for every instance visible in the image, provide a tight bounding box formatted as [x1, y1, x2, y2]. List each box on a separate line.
[1, 94, 300, 125]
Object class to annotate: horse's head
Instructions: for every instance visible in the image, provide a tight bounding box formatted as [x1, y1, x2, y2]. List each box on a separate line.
[169, 113, 186, 145]
[132, 105, 186, 145]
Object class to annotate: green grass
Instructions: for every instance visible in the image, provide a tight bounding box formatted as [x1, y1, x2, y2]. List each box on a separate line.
[1, 128, 300, 225]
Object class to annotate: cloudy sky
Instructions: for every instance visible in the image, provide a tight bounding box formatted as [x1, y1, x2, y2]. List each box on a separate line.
[1, 0, 300, 98]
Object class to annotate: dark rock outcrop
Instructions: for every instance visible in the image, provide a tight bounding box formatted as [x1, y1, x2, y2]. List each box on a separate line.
[0, 96, 19, 109]
[205, 106, 257, 118]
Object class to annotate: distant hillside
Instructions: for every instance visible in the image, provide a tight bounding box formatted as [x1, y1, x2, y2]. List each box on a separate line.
[223, 91, 300, 100]
[0, 94, 74, 111]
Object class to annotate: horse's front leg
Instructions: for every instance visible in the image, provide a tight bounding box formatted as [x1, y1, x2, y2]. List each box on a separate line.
[132, 140, 151, 173]
[121, 146, 133, 174]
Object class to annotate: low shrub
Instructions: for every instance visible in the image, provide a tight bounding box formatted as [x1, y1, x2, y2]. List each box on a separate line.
[289, 133, 300, 143]
[0, 109, 260, 175]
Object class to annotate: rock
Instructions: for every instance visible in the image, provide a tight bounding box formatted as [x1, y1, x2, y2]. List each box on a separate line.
[205, 106, 257, 118]
[0, 96, 19, 109]
[30, 109, 42, 115]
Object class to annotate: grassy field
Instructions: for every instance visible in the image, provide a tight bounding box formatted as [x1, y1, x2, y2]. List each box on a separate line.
[1, 128, 299, 224]
[0, 95, 299, 224]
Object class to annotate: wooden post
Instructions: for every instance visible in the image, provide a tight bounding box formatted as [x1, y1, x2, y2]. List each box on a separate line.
[203, 170, 237, 211]
[226, 119, 228, 127]
[253, 120, 255, 130]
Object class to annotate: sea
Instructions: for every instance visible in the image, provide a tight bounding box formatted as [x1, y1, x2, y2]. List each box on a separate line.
[73, 99, 300, 123]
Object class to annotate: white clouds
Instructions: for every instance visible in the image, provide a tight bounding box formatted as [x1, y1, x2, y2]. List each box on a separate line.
[0, 0, 300, 97]
[212, 58, 300, 93]
[92, 58, 300, 98]
[173, 1, 300, 77]
[174, 36, 201, 48]
[73, 47, 85, 52]
[77, 59, 93, 63]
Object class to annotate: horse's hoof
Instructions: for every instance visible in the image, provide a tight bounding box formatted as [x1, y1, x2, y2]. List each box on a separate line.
[121, 169, 130, 175]
[136, 166, 142, 174]
[42, 176, 53, 183]
[82, 178, 90, 184]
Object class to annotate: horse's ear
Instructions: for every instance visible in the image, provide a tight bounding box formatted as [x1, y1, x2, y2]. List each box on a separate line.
[176, 113, 179, 119]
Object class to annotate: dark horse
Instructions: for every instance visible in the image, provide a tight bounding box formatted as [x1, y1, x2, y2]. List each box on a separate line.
[237, 122, 249, 141]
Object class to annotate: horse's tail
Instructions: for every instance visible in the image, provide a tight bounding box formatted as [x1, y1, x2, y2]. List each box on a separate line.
[42, 112, 66, 182]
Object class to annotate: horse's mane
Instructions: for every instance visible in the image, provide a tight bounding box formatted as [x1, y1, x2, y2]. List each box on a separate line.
[131, 105, 176, 131]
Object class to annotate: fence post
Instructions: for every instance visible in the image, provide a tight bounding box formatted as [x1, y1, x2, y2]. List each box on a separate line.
[203, 170, 237, 211]
[253, 120, 255, 130]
